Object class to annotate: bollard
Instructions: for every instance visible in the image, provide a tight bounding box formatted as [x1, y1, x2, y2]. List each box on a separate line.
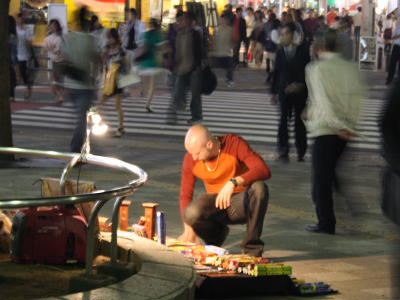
[119, 200, 132, 231]
[141, 202, 159, 240]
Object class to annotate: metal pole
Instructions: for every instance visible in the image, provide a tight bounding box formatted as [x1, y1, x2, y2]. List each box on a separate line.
[59, 155, 81, 194]
[85, 199, 108, 275]
[110, 196, 126, 264]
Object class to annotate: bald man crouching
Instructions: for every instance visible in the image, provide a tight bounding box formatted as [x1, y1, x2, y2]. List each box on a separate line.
[178, 125, 271, 257]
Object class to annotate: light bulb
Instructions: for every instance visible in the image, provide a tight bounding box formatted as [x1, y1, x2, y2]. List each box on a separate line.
[91, 113, 102, 125]
[92, 123, 108, 135]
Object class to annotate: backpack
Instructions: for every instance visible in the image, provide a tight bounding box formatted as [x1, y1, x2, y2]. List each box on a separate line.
[264, 29, 277, 52]
[201, 65, 217, 95]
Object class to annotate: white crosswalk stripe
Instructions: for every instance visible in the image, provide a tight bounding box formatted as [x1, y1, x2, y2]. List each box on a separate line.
[12, 91, 383, 151]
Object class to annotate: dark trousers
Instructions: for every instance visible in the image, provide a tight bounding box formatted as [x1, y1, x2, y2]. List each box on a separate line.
[278, 94, 307, 158]
[354, 26, 361, 43]
[244, 38, 250, 63]
[183, 181, 269, 257]
[210, 56, 234, 81]
[67, 89, 95, 153]
[354, 26, 361, 61]
[172, 67, 202, 120]
[10, 66, 16, 98]
[18, 60, 32, 88]
[232, 40, 243, 66]
[312, 135, 347, 231]
[387, 44, 400, 84]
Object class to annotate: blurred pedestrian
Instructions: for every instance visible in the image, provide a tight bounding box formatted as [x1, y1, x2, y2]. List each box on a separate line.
[386, 19, 400, 85]
[97, 28, 127, 137]
[137, 18, 167, 113]
[281, 11, 290, 25]
[383, 13, 394, 56]
[63, 6, 101, 152]
[264, 14, 280, 77]
[264, 19, 280, 83]
[290, 9, 306, 45]
[305, 29, 364, 234]
[304, 9, 318, 39]
[244, 7, 255, 66]
[327, 7, 338, 27]
[166, 11, 184, 86]
[42, 19, 65, 103]
[232, 7, 247, 67]
[168, 12, 204, 125]
[8, 16, 17, 102]
[209, 13, 235, 87]
[353, 6, 362, 42]
[223, 4, 235, 26]
[336, 18, 353, 61]
[271, 22, 310, 162]
[380, 79, 400, 300]
[315, 15, 329, 35]
[249, 10, 265, 68]
[122, 8, 146, 70]
[90, 15, 107, 51]
[15, 13, 34, 100]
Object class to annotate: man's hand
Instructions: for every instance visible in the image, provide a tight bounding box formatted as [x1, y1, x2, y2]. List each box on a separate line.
[285, 82, 304, 94]
[215, 181, 235, 210]
[177, 223, 202, 244]
[338, 129, 355, 140]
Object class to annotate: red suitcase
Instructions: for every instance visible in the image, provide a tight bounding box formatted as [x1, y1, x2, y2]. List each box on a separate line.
[11, 205, 87, 264]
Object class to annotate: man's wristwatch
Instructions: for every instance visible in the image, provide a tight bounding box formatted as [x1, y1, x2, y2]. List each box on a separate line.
[230, 178, 238, 187]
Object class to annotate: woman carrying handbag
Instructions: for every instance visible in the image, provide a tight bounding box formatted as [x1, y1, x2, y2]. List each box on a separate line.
[98, 28, 128, 137]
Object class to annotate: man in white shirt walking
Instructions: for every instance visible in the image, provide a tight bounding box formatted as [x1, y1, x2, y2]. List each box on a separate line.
[122, 8, 146, 67]
[353, 6, 363, 41]
[304, 29, 364, 234]
[386, 21, 400, 85]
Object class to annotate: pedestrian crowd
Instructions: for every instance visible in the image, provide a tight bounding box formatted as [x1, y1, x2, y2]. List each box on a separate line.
[4, 5, 382, 234]
[5, 5, 400, 298]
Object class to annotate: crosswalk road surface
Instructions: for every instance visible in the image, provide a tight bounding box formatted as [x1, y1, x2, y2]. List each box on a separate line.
[12, 90, 382, 151]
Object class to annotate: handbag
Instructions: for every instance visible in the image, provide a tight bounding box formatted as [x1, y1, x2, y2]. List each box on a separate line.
[103, 63, 120, 96]
[201, 65, 217, 95]
[381, 167, 400, 225]
[60, 61, 91, 83]
[265, 39, 277, 52]
[117, 71, 141, 88]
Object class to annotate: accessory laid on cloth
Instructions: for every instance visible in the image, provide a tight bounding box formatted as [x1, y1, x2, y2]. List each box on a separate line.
[103, 62, 120, 96]
[117, 71, 140, 88]
[381, 167, 400, 225]
[201, 65, 217, 95]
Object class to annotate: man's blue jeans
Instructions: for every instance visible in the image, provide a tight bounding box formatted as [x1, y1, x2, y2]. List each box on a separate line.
[67, 89, 95, 153]
[172, 67, 202, 121]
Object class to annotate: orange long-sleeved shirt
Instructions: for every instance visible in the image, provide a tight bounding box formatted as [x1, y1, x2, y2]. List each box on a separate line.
[180, 134, 271, 216]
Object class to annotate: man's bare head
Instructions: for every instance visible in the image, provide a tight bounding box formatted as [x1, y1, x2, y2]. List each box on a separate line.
[185, 125, 215, 161]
